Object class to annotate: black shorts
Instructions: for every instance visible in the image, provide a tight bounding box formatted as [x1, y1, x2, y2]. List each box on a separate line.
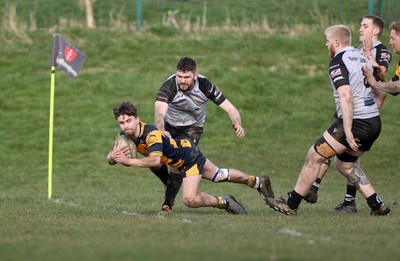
[165, 121, 203, 145]
[327, 115, 381, 151]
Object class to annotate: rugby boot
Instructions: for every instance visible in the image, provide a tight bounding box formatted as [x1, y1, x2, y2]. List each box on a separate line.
[221, 194, 247, 215]
[303, 184, 319, 204]
[370, 203, 391, 216]
[265, 197, 298, 216]
[257, 176, 275, 199]
[159, 204, 173, 215]
[334, 200, 357, 213]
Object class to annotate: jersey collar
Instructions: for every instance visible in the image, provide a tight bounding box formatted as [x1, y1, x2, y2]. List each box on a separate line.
[136, 121, 144, 141]
[334, 46, 355, 57]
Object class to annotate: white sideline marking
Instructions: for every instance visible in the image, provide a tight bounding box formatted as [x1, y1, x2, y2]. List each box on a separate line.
[122, 211, 144, 217]
[182, 217, 192, 223]
[52, 198, 194, 222]
[279, 228, 331, 243]
[280, 228, 302, 237]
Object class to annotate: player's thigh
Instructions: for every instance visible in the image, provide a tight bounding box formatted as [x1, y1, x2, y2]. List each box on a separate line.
[182, 175, 202, 199]
[200, 159, 219, 180]
[323, 131, 347, 154]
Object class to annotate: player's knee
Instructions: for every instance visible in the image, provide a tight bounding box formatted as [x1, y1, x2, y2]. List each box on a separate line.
[182, 196, 198, 208]
[313, 136, 336, 159]
[211, 168, 230, 183]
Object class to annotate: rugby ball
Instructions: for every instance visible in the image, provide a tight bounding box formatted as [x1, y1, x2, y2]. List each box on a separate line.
[115, 135, 137, 159]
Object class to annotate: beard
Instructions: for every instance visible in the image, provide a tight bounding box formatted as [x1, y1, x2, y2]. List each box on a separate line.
[329, 48, 335, 58]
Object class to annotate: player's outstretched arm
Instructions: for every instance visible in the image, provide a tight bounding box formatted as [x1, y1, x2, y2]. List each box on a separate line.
[154, 101, 172, 138]
[114, 152, 162, 168]
[363, 66, 400, 95]
[218, 99, 245, 138]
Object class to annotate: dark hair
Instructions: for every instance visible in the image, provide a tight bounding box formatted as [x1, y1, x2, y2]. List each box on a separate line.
[113, 101, 138, 119]
[176, 57, 196, 72]
[362, 15, 385, 37]
[390, 21, 400, 34]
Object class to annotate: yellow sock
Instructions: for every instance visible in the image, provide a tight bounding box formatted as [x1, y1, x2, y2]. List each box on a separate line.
[248, 176, 256, 187]
[215, 196, 227, 209]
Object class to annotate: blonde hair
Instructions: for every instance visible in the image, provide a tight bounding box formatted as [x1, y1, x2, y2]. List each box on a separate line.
[324, 25, 352, 46]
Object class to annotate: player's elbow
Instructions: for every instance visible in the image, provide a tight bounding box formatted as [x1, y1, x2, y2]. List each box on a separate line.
[147, 156, 162, 168]
[107, 153, 117, 165]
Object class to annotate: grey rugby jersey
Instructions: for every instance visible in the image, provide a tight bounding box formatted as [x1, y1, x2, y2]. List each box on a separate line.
[155, 74, 226, 127]
[328, 46, 379, 120]
[356, 40, 392, 80]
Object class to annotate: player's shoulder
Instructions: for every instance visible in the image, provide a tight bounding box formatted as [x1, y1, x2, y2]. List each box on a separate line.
[161, 74, 177, 88]
[197, 74, 215, 88]
[144, 122, 164, 136]
[156, 74, 178, 100]
[142, 122, 158, 133]
[375, 42, 389, 49]
[329, 52, 345, 66]
[375, 43, 391, 53]
[197, 74, 211, 85]
[333, 47, 362, 63]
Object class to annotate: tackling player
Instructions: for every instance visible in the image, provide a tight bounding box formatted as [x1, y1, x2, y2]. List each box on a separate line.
[304, 15, 392, 214]
[363, 21, 400, 95]
[152, 57, 245, 214]
[265, 25, 390, 216]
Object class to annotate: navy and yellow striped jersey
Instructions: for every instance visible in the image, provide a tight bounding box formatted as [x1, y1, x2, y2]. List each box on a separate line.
[122, 121, 206, 173]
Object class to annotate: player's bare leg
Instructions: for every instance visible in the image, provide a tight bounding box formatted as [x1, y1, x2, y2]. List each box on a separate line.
[181, 174, 247, 214]
[303, 158, 331, 203]
[334, 158, 390, 215]
[293, 147, 326, 196]
[181, 174, 217, 208]
[334, 159, 361, 213]
[201, 159, 274, 199]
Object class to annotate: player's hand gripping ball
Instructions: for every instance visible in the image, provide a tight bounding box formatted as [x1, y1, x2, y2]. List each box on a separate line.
[115, 135, 137, 159]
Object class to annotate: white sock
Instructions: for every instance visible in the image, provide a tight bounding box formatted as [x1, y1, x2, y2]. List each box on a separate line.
[252, 177, 261, 190]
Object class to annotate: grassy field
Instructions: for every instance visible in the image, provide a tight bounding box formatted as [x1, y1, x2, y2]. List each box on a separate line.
[1, 25, 400, 261]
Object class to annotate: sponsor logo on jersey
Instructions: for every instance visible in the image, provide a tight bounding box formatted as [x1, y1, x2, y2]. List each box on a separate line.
[364, 98, 376, 106]
[381, 53, 391, 60]
[330, 68, 342, 78]
[348, 56, 358, 62]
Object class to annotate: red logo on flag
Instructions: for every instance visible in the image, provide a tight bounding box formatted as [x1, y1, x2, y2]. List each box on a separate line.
[51, 34, 87, 80]
[64, 46, 77, 62]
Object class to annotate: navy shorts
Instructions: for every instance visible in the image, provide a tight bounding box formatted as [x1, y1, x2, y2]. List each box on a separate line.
[176, 139, 206, 178]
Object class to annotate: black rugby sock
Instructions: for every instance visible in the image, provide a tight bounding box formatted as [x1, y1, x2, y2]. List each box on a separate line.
[367, 193, 382, 211]
[164, 172, 183, 208]
[287, 190, 303, 210]
[151, 164, 169, 185]
[345, 184, 357, 199]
